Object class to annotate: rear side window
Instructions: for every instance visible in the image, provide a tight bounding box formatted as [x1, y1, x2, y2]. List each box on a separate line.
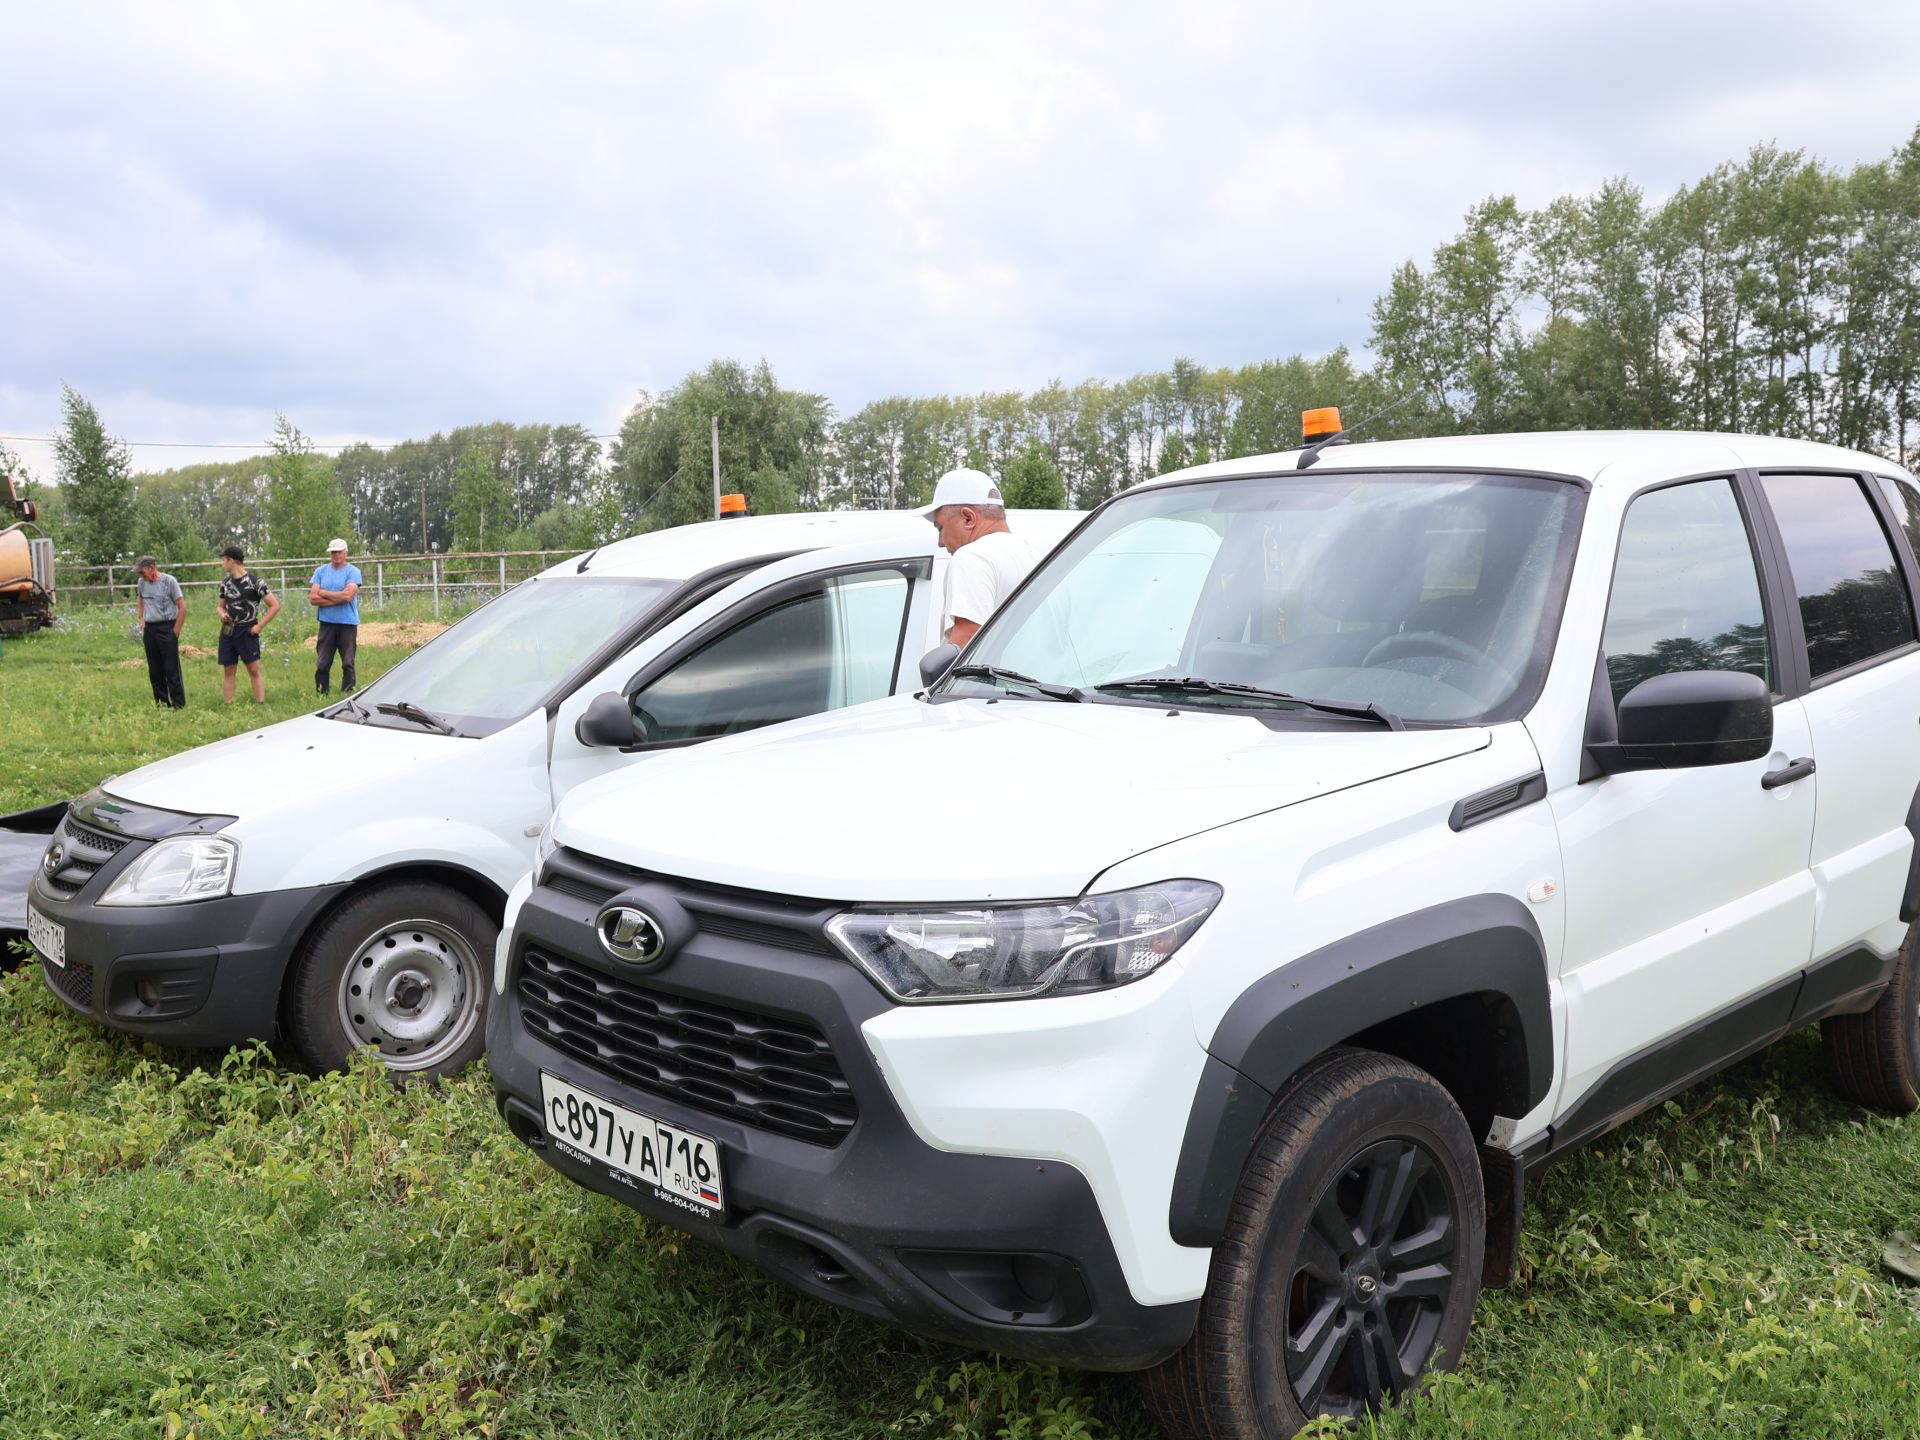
[1877, 475, 1920, 562]
[1761, 473, 1916, 679]
[1601, 479, 1772, 707]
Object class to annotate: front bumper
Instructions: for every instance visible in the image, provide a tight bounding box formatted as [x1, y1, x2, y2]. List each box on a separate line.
[486, 853, 1201, 1371]
[26, 810, 337, 1049]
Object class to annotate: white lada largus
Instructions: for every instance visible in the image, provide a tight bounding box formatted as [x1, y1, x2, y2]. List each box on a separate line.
[23, 508, 1077, 1077]
[487, 426, 1920, 1437]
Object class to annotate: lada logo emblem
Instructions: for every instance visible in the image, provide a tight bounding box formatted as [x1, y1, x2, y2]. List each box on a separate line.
[42, 842, 64, 878]
[596, 905, 666, 966]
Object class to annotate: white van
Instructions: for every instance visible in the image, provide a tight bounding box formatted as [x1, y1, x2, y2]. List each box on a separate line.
[24, 508, 1079, 1076]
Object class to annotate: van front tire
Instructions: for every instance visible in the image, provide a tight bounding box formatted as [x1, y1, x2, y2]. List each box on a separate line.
[284, 880, 495, 1079]
[1145, 1048, 1484, 1440]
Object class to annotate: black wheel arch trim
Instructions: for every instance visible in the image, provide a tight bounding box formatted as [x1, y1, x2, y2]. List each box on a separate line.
[1903, 783, 1920, 925]
[1169, 893, 1550, 1249]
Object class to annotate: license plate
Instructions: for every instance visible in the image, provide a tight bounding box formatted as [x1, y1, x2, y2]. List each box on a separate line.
[538, 1071, 726, 1219]
[26, 905, 65, 969]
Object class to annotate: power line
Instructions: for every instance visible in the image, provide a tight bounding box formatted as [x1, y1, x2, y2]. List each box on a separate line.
[0, 429, 623, 455]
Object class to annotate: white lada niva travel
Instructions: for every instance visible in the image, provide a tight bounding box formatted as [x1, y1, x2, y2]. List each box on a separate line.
[487, 423, 1920, 1438]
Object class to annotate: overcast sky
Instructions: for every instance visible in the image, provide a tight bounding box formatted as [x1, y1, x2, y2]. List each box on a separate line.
[3, 0, 1916, 478]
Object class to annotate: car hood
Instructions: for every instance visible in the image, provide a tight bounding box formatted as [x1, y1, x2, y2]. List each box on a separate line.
[551, 695, 1489, 902]
[103, 712, 470, 827]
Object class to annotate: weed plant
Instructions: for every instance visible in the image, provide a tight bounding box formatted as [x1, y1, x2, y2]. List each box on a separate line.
[1, 627, 1918, 1437]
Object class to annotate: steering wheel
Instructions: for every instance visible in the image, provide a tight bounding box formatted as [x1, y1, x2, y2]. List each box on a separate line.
[1362, 630, 1519, 695]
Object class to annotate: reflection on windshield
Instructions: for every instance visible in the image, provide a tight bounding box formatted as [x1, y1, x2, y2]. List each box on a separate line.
[350, 577, 673, 734]
[967, 472, 1580, 725]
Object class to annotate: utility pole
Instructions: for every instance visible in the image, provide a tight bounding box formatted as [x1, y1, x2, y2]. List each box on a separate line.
[710, 414, 721, 520]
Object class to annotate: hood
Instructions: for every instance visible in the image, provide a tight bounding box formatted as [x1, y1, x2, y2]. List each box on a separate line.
[103, 713, 471, 826]
[551, 695, 1488, 902]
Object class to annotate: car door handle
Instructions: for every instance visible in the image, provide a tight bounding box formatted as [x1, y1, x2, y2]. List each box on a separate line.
[1761, 757, 1816, 790]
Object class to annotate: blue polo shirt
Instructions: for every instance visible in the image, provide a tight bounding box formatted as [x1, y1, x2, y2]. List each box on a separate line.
[310, 562, 364, 625]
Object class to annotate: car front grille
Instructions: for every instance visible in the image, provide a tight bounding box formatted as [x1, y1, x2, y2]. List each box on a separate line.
[40, 817, 132, 899]
[42, 956, 94, 1009]
[518, 946, 859, 1145]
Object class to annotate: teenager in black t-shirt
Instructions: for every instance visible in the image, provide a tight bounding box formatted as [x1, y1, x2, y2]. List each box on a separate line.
[216, 546, 282, 703]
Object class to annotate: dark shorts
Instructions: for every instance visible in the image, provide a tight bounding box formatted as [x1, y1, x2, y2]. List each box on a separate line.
[218, 628, 261, 666]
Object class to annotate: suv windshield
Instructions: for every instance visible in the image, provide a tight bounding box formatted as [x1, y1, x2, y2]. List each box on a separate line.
[956, 470, 1582, 725]
[342, 576, 674, 736]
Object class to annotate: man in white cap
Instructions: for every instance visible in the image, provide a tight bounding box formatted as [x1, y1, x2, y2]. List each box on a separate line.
[308, 538, 363, 695]
[923, 468, 1039, 647]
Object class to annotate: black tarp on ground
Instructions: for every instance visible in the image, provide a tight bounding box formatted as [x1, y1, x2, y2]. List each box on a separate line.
[0, 803, 64, 935]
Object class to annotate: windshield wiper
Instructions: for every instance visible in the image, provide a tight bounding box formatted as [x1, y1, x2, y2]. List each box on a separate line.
[946, 664, 1086, 703]
[1092, 676, 1406, 730]
[374, 701, 458, 735]
[324, 694, 372, 724]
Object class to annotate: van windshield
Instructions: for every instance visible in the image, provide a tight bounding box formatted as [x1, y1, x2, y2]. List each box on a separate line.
[958, 471, 1582, 726]
[341, 576, 674, 736]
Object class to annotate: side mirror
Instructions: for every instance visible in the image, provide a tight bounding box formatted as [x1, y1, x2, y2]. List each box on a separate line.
[18, 500, 36, 523]
[919, 643, 960, 688]
[575, 691, 639, 748]
[1587, 670, 1772, 775]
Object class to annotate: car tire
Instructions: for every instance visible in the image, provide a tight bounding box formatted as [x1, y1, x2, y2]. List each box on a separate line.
[1821, 927, 1920, 1114]
[1144, 1048, 1485, 1440]
[283, 880, 496, 1079]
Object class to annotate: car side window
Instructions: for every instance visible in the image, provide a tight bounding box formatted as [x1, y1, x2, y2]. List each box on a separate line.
[1601, 479, 1772, 709]
[631, 567, 912, 743]
[1876, 474, 1920, 565]
[1761, 473, 1916, 679]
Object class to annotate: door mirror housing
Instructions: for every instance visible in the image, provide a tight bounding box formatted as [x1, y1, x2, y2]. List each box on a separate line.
[575, 691, 639, 748]
[1587, 669, 1772, 775]
[919, 643, 960, 688]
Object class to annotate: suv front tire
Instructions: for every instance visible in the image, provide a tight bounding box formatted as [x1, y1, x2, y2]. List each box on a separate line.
[1147, 1048, 1485, 1439]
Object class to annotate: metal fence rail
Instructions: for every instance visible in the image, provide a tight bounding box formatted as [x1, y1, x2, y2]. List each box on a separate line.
[54, 549, 578, 615]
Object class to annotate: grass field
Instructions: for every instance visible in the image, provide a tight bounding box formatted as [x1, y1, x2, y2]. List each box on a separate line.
[3, 615, 1920, 1438]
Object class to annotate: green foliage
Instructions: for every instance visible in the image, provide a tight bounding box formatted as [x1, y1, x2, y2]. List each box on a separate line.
[449, 442, 514, 551]
[607, 359, 830, 532]
[264, 414, 353, 558]
[52, 384, 136, 564]
[1000, 444, 1067, 510]
[1373, 126, 1920, 464]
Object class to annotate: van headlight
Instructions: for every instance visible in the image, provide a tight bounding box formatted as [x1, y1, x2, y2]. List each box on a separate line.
[826, 880, 1221, 1003]
[97, 835, 238, 907]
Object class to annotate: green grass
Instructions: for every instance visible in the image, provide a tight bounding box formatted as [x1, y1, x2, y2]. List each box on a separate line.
[3, 622, 1920, 1437]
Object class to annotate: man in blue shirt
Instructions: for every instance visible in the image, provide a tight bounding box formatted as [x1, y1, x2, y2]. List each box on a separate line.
[308, 538, 363, 695]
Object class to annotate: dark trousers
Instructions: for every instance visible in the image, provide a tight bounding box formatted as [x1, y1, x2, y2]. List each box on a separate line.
[315, 621, 358, 693]
[142, 621, 185, 708]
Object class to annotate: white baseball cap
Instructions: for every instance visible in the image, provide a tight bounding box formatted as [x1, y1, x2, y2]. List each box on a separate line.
[327, 538, 349, 552]
[920, 468, 1004, 521]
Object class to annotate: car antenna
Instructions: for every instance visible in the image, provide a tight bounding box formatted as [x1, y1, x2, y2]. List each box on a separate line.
[575, 547, 598, 574]
[1294, 391, 1419, 470]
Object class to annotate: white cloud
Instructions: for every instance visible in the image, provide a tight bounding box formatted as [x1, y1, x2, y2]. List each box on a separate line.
[1, 0, 1915, 480]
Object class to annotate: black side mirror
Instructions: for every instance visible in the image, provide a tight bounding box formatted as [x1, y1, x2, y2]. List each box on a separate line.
[576, 691, 639, 748]
[1587, 669, 1772, 775]
[18, 500, 36, 523]
[919, 643, 960, 688]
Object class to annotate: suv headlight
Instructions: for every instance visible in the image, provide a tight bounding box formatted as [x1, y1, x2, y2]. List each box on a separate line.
[826, 880, 1221, 1003]
[97, 835, 238, 907]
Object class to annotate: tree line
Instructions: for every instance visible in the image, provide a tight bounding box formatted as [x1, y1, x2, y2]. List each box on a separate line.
[19, 126, 1918, 569]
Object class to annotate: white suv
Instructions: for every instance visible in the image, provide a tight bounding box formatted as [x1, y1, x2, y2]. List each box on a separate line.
[486, 430, 1920, 1437]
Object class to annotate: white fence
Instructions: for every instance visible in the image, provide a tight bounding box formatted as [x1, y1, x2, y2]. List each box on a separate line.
[55, 549, 578, 616]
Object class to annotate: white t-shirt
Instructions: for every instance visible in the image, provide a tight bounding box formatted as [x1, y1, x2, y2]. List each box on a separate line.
[943, 529, 1040, 634]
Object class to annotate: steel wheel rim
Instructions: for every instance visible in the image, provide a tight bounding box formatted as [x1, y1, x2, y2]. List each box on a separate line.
[335, 917, 482, 1071]
[1264, 1137, 1458, 1420]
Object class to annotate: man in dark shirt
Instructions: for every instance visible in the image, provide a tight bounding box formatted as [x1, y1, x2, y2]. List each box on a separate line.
[215, 546, 281, 704]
